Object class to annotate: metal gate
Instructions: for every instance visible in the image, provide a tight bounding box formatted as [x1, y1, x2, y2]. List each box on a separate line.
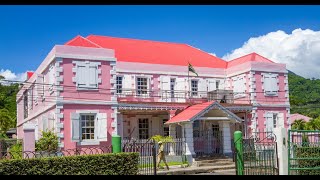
[193, 130, 223, 157]
[235, 132, 279, 175]
[122, 138, 157, 175]
[288, 130, 320, 175]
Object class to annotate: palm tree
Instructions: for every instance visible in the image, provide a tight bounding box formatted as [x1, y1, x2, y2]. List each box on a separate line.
[305, 118, 320, 130]
[291, 119, 307, 130]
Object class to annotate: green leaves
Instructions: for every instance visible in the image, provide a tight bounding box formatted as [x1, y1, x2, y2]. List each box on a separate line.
[151, 135, 174, 143]
[35, 130, 59, 152]
[0, 152, 139, 175]
[291, 118, 320, 130]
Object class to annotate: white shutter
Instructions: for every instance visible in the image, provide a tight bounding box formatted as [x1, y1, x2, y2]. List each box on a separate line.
[34, 82, 38, 105]
[175, 77, 185, 101]
[88, 65, 98, 88]
[123, 75, 132, 95]
[77, 65, 87, 87]
[48, 66, 54, 92]
[37, 75, 44, 99]
[264, 74, 272, 94]
[207, 78, 216, 92]
[97, 113, 108, 141]
[266, 112, 273, 132]
[277, 113, 284, 128]
[71, 112, 80, 142]
[42, 116, 48, 132]
[271, 76, 278, 94]
[161, 76, 171, 99]
[35, 119, 39, 141]
[48, 113, 55, 132]
[198, 79, 207, 98]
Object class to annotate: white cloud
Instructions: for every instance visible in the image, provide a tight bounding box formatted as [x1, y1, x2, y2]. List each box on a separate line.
[222, 28, 320, 79]
[0, 69, 28, 85]
[209, 52, 217, 57]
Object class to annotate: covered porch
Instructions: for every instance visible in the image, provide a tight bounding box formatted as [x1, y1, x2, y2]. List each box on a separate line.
[165, 101, 251, 164]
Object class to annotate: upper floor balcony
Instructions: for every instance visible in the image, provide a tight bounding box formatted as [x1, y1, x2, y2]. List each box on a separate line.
[116, 88, 235, 104]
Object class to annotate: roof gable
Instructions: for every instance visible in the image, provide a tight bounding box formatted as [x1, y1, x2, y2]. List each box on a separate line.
[65, 35, 102, 48]
[165, 101, 242, 124]
[227, 52, 275, 68]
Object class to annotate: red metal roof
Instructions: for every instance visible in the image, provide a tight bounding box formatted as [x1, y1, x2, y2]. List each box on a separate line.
[65, 35, 227, 68]
[227, 52, 274, 68]
[65, 35, 276, 68]
[165, 101, 214, 124]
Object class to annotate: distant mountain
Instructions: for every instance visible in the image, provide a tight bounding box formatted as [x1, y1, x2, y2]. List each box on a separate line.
[289, 71, 320, 119]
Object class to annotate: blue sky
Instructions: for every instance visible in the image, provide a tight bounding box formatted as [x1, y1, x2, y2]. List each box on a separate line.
[1, 5, 320, 78]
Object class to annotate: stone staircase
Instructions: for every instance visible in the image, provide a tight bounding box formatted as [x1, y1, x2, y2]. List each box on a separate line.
[157, 157, 236, 175]
[193, 157, 235, 168]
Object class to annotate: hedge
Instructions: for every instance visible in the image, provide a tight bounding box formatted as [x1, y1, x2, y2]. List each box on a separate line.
[296, 146, 320, 175]
[0, 152, 139, 175]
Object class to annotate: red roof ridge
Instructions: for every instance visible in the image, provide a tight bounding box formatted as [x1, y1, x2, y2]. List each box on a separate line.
[86, 34, 186, 46]
[228, 52, 255, 62]
[185, 44, 227, 63]
[65, 35, 102, 48]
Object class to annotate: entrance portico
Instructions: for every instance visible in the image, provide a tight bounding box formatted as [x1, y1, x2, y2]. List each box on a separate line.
[165, 101, 244, 164]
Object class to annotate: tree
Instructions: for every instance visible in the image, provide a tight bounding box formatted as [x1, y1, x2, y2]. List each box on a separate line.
[291, 119, 307, 130]
[35, 130, 59, 152]
[305, 118, 320, 130]
[151, 135, 174, 144]
[0, 108, 12, 135]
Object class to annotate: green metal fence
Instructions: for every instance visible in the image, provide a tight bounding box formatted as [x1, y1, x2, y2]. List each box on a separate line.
[234, 131, 279, 175]
[288, 130, 320, 175]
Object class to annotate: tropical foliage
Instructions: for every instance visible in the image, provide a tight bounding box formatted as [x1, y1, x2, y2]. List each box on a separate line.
[291, 117, 320, 130]
[289, 72, 320, 119]
[35, 130, 59, 152]
[0, 82, 19, 137]
[151, 135, 174, 143]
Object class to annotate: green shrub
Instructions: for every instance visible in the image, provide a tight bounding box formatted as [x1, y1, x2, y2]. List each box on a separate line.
[35, 130, 58, 152]
[8, 140, 23, 159]
[0, 152, 139, 175]
[296, 147, 320, 175]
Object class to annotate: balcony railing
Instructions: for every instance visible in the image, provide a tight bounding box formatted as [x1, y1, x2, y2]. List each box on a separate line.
[115, 88, 234, 103]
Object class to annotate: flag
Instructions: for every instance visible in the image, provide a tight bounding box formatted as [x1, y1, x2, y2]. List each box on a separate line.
[188, 62, 198, 76]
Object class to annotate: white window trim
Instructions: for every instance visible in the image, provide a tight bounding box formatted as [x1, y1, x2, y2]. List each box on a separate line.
[265, 111, 279, 132]
[116, 75, 124, 95]
[262, 73, 279, 96]
[76, 110, 100, 145]
[72, 61, 102, 91]
[135, 76, 150, 97]
[190, 79, 199, 97]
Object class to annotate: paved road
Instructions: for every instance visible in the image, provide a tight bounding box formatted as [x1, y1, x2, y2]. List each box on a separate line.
[193, 169, 236, 175]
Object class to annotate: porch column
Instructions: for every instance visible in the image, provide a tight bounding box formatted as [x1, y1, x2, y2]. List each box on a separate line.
[183, 122, 196, 166]
[219, 121, 233, 157]
[117, 113, 123, 138]
[169, 124, 176, 155]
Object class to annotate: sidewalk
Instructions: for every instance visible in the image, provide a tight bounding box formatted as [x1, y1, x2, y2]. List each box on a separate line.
[157, 164, 236, 175]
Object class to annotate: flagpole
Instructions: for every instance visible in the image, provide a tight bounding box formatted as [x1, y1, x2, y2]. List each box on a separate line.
[187, 63, 189, 101]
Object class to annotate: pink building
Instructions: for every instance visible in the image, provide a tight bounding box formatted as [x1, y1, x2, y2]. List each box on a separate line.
[16, 35, 290, 163]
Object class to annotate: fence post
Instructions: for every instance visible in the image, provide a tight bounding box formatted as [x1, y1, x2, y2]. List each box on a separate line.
[234, 131, 243, 175]
[112, 135, 121, 153]
[152, 141, 157, 175]
[274, 127, 288, 175]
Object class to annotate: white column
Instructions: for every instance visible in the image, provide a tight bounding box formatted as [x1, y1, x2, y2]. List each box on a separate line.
[117, 113, 123, 137]
[219, 121, 232, 157]
[274, 127, 288, 175]
[169, 124, 177, 155]
[183, 122, 195, 165]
